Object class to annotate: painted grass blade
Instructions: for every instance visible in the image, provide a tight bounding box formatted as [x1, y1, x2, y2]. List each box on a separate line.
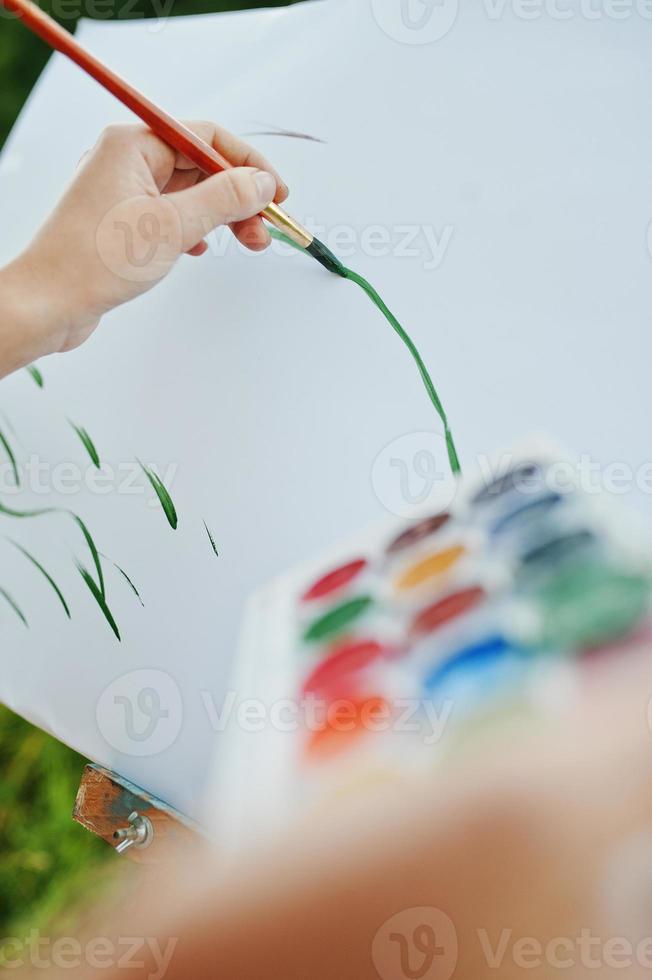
[0, 502, 54, 518]
[71, 515, 104, 597]
[114, 564, 144, 606]
[1, 413, 19, 443]
[76, 563, 120, 641]
[102, 555, 144, 607]
[137, 460, 178, 529]
[0, 429, 19, 486]
[203, 520, 219, 557]
[26, 365, 44, 388]
[69, 421, 100, 469]
[0, 587, 28, 627]
[8, 538, 70, 618]
[0, 502, 105, 598]
[268, 226, 462, 476]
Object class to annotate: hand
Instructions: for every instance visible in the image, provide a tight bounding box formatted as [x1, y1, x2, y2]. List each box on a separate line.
[0, 122, 288, 373]
[49, 647, 652, 980]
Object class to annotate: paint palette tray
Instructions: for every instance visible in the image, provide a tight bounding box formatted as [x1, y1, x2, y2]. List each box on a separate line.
[212, 437, 652, 851]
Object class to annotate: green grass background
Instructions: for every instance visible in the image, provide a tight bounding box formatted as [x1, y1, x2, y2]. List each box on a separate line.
[0, 0, 294, 943]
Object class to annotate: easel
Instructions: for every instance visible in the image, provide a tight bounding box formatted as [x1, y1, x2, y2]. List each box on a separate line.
[73, 765, 202, 862]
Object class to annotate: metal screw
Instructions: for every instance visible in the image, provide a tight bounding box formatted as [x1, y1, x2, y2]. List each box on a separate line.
[113, 811, 154, 854]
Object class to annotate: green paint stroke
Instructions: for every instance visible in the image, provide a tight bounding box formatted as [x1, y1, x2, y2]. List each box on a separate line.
[0, 587, 28, 627]
[69, 420, 100, 469]
[269, 227, 461, 476]
[0, 502, 106, 600]
[113, 561, 144, 607]
[0, 429, 19, 486]
[7, 538, 70, 618]
[76, 562, 121, 641]
[71, 515, 104, 597]
[203, 520, 219, 557]
[137, 460, 178, 530]
[26, 365, 44, 388]
[0, 503, 114, 632]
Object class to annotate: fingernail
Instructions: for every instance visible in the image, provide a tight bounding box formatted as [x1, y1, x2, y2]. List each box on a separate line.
[254, 171, 276, 204]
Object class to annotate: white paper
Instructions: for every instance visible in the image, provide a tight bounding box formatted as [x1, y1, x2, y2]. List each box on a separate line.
[0, 0, 651, 821]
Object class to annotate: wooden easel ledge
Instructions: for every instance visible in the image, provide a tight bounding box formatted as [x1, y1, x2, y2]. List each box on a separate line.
[73, 764, 201, 863]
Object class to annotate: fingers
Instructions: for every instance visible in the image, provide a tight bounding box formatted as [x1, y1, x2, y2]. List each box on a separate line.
[163, 168, 203, 195]
[168, 166, 277, 252]
[229, 216, 271, 252]
[90, 122, 289, 202]
[186, 240, 209, 257]
[184, 220, 269, 260]
[91, 124, 178, 192]
[90, 123, 287, 255]
[160, 169, 272, 250]
[175, 121, 289, 204]
[76, 148, 93, 172]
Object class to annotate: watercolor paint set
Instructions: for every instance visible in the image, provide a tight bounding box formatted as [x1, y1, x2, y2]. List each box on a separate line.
[214, 438, 652, 851]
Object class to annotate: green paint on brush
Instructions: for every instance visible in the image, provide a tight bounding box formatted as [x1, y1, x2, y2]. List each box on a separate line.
[76, 562, 121, 641]
[203, 520, 219, 557]
[69, 421, 100, 469]
[269, 227, 461, 476]
[0, 587, 28, 627]
[26, 365, 44, 388]
[0, 429, 19, 486]
[7, 538, 71, 618]
[137, 460, 178, 530]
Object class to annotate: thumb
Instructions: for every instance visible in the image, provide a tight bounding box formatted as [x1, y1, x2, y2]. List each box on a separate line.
[167, 167, 277, 251]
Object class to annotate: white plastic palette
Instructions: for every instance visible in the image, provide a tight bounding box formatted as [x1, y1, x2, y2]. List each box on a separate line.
[210, 438, 652, 852]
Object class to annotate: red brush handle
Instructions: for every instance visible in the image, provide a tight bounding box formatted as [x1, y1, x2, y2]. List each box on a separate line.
[2, 0, 231, 175]
[2, 0, 316, 250]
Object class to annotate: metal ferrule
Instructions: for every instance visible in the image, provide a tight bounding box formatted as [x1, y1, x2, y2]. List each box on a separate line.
[262, 202, 313, 249]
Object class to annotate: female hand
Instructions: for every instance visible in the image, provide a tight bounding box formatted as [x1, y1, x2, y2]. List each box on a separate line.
[0, 122, 287, 375]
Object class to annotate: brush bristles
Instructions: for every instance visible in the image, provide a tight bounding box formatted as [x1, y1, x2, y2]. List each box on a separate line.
[306, 238, 347, 277]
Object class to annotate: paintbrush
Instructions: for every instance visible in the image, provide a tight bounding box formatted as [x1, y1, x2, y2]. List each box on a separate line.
[1, 0, 344, 276]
